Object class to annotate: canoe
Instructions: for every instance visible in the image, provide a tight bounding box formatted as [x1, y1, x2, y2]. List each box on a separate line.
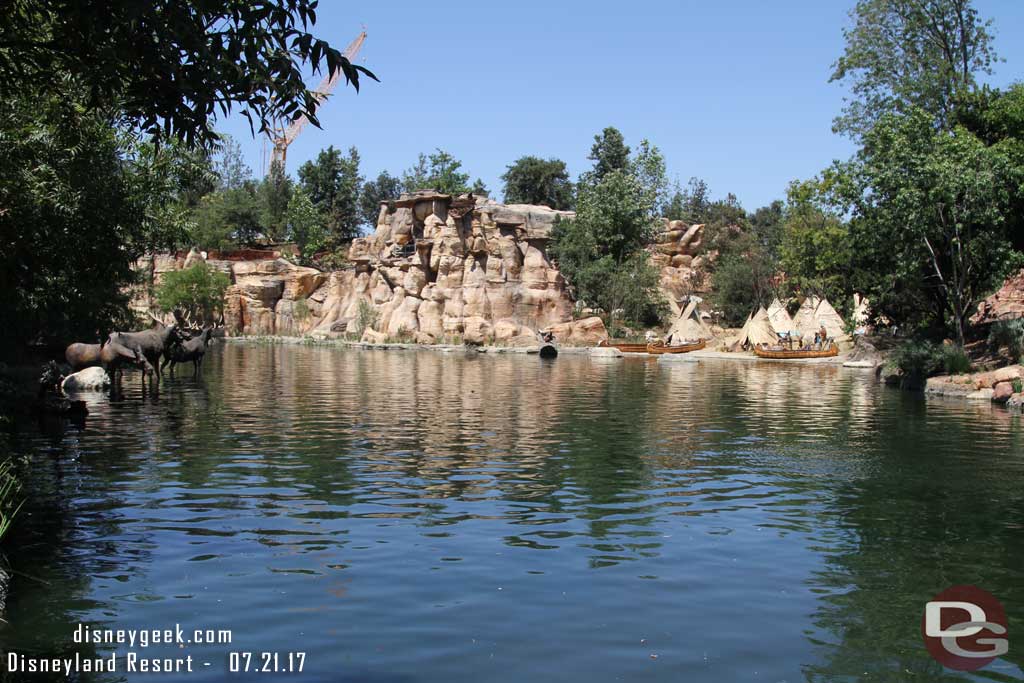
[646, 339, 706, 355]
[753, 343, 839, 359]
[598, 340, 650, 353]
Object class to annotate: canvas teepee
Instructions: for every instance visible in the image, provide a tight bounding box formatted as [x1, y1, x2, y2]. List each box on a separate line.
[767, 298, 794, 335]
[813, 297, 847, 341]
[734, 306, 777, 348]
[792, 296, 822, 339]
[667, 298, 711, 344]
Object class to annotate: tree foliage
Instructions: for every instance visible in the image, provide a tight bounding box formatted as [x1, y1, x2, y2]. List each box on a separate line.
[0, 90, 190, 348]
[154, 260, 230, 326]
[297, 145, 363, 244]
[550, 129, 667, 328]
[585, 127, 631, 182]
[0, 0, 376, 147]
[779, 179, 853, 306]
[286, 188, 326, 264]
[359, 171, 403, 227]
[830, 0, 998, 137]
[833, 106, 1022, 343]
[501, 156, 574, 209]
[402, 149, 482, 195]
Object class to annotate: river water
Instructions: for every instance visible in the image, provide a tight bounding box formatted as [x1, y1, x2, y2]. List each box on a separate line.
[2, 343, 1022, 682]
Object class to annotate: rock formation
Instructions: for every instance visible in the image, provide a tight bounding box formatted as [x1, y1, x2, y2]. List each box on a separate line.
[647, 219, 708, 314]
[972, 268, 1024, 325]
[134, 193, 714, 346]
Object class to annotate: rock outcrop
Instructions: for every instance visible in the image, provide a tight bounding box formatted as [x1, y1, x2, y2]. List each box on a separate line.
[135, 194, 628, 345]
[972, 268, 1024, 325]
[62, 367, 111, 392]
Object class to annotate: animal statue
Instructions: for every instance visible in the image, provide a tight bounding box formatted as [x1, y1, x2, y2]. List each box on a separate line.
[102, 339, 155, 383]
[65, 342, 103, 371]
[107, 323, 181, 380]
[161, 326, 213, 376]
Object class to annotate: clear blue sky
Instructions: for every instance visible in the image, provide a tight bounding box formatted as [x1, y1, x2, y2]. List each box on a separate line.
[219, 0, 1024, 210]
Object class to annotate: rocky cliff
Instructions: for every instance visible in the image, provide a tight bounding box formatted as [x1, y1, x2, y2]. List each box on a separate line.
[134, 193, 708, 345]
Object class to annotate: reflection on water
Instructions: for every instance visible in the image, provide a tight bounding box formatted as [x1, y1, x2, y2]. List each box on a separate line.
[2, 344, 1023, 682]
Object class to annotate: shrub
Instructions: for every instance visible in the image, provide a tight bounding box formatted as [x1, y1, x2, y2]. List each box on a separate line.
[353, 299, 378, 337]
[887, 340, 972, 386]
[154, 260, 230, 326]
[988, 319, 1024, 362]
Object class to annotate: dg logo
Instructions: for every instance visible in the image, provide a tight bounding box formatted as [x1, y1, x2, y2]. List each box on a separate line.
[922, 585, 1009, 671]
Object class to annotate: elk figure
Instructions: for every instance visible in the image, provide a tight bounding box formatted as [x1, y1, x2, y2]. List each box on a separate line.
[63, 339, 154, 385]
[107, 323, 182, 383]
[162, 326, 213, 376]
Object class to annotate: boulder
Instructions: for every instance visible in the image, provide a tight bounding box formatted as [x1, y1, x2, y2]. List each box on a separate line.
[549, 316, 608, 346]
[993, 381, 1015, 403]
[966, 388, 995, 401]
[590, 346, 622, 358]
[971, 268, 1024, 325]
[62, 367, 111, 392]
[361, 328, 388, 344]
[1007, 393, 1024, 410]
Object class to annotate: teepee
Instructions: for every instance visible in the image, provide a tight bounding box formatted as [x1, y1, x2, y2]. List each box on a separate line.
[792, 296, 822, 339]
[734, 306, 777, 348]
[767, 298, 794, 335]
[813, 297, 847, 341]
[667, 298, 711, 344]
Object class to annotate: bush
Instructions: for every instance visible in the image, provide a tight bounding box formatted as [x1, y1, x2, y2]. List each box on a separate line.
[353, 299, 378, 337]
[888, 340, 972, 386]
[988, 319, 1024, 362]
[154, 260, 230, 326]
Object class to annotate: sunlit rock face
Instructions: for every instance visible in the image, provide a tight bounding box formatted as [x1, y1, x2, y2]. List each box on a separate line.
[134, 193, 622, 344]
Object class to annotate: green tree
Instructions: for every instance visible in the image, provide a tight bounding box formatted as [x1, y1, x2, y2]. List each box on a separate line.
[585, 127, 631, 182]
[501, 156, 574, 209]
[258, 160, 293, 242]
[286, 188, 326, 264]
[830, 0, 998, 137]
[710, 247, 776, 327]
[402, 149, 478, 195]
[297, 145, 363, 244]
[213, 136, 253, 191]
[550, 130, 667, 329]
[192, 184, 263, 249]
[779, 180, 853, 306]
[154, 260, 230, 326]
[835, 107, 1022, 344]
[0, 89, 189, 347]
[664, 177, 711, 224]
[359, 171, 403, 228]
[750, 200, 785, 260]
[0, 1, 376, 147]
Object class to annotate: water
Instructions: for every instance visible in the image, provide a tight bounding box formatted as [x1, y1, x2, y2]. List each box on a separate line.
[2, 343, 1023, 682]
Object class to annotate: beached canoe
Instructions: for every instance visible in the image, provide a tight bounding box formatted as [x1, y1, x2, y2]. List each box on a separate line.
[753, 343, 839, 359]
[598, 340, 650, 353]
[646, 339, 706, 355]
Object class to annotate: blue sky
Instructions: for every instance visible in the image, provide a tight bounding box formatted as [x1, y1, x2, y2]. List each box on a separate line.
[218, 0, 1024, 210]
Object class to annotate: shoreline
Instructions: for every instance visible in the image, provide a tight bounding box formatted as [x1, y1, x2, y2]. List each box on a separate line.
[220, 334, 854, 364]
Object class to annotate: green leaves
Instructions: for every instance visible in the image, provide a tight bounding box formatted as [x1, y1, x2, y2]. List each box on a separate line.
[0, 1, 377, 148]
[154, 260, 230, 326]
[500, 156, 574, 210]
[830, 0, 997, 138]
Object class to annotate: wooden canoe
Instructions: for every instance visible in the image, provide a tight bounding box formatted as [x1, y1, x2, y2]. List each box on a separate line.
[599, 340, 650, 353]
[753, 343, 839, 359]
[646, 339, 706, 354]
